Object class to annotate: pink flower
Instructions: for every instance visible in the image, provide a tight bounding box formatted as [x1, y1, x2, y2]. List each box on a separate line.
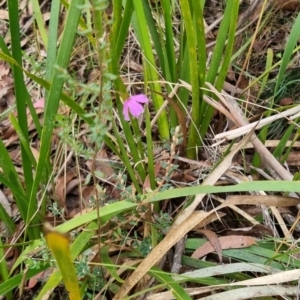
[123, 94, 149, 121]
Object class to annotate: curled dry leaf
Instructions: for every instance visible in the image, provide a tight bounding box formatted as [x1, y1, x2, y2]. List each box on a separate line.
[279, 97, 293, 106]
[191, 235, 256, 259]
[226, 195, 300, 207]
[82, 186, 97, 203]
[66, 178, 82, 195]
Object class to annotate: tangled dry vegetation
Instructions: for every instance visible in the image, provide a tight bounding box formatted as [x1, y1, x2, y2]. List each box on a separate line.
[2, 0, 300, 299]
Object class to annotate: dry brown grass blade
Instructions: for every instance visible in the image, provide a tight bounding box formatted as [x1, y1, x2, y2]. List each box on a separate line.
[226, 195, 300, 207]
[230, 268, 300, 286]
[214, 105, 300, 141]
[220, 140, 300, 152]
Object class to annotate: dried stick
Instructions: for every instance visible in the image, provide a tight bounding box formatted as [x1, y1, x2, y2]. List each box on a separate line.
[171, 236, 187, 274]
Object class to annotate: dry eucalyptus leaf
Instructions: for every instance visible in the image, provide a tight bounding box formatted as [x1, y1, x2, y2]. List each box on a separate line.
[191, 235, 256, 260]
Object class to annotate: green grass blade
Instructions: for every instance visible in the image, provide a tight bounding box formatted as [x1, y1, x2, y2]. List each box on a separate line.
[28, 0, 85, 239]
[50, 180, 300, 234]
[205, 1, 234, 85]
[274, 11, 300, 96]
[177, 29, 191, 108]
[45, 0, 60, 98]
[273, 121, 297, 161]
[109, 6, 147, 183]
[200, 0, 239, 139]
[159, 0, 179, 128]
[182, 256, 251, 281]
[149, 266, 193, 300]
[110, 0, 122, 59]
[111, 119, 142, 192]
[10, 240, 43, 274]
[252, 49, 274, 169]
[0, 36, 11, 56]
[30, 0, 48, 47]
[254, 13, 300, 167]
[8, 0, 34, 200]
[129, 118, 147, 182]
[149, 180, 300, 202]
[270, 13, 300, 159]
[56, 200, 137, 233]
[0, 237, 13, 300]
[132, 0, 169, 140]
[35, 269, 63, 300]
[258, 49, 274, 98]
[179, 0, 200, 158]
[140, 0, 177, 131]
[9, 114, 37, 168]
[215, 1, 239, 90]
[100, 245, 124, 283]
[145, 109, 156, 190]
[114, 0, 134, 61]
[142, 1, 166, 80]
[162, 0, 176, 82]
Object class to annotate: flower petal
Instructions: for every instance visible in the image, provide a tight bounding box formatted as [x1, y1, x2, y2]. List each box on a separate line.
[123, 99, 131, 121]
[129, 102, 144, 118]
[130, 94, 149, 104]
[122, 94, 149, 121]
